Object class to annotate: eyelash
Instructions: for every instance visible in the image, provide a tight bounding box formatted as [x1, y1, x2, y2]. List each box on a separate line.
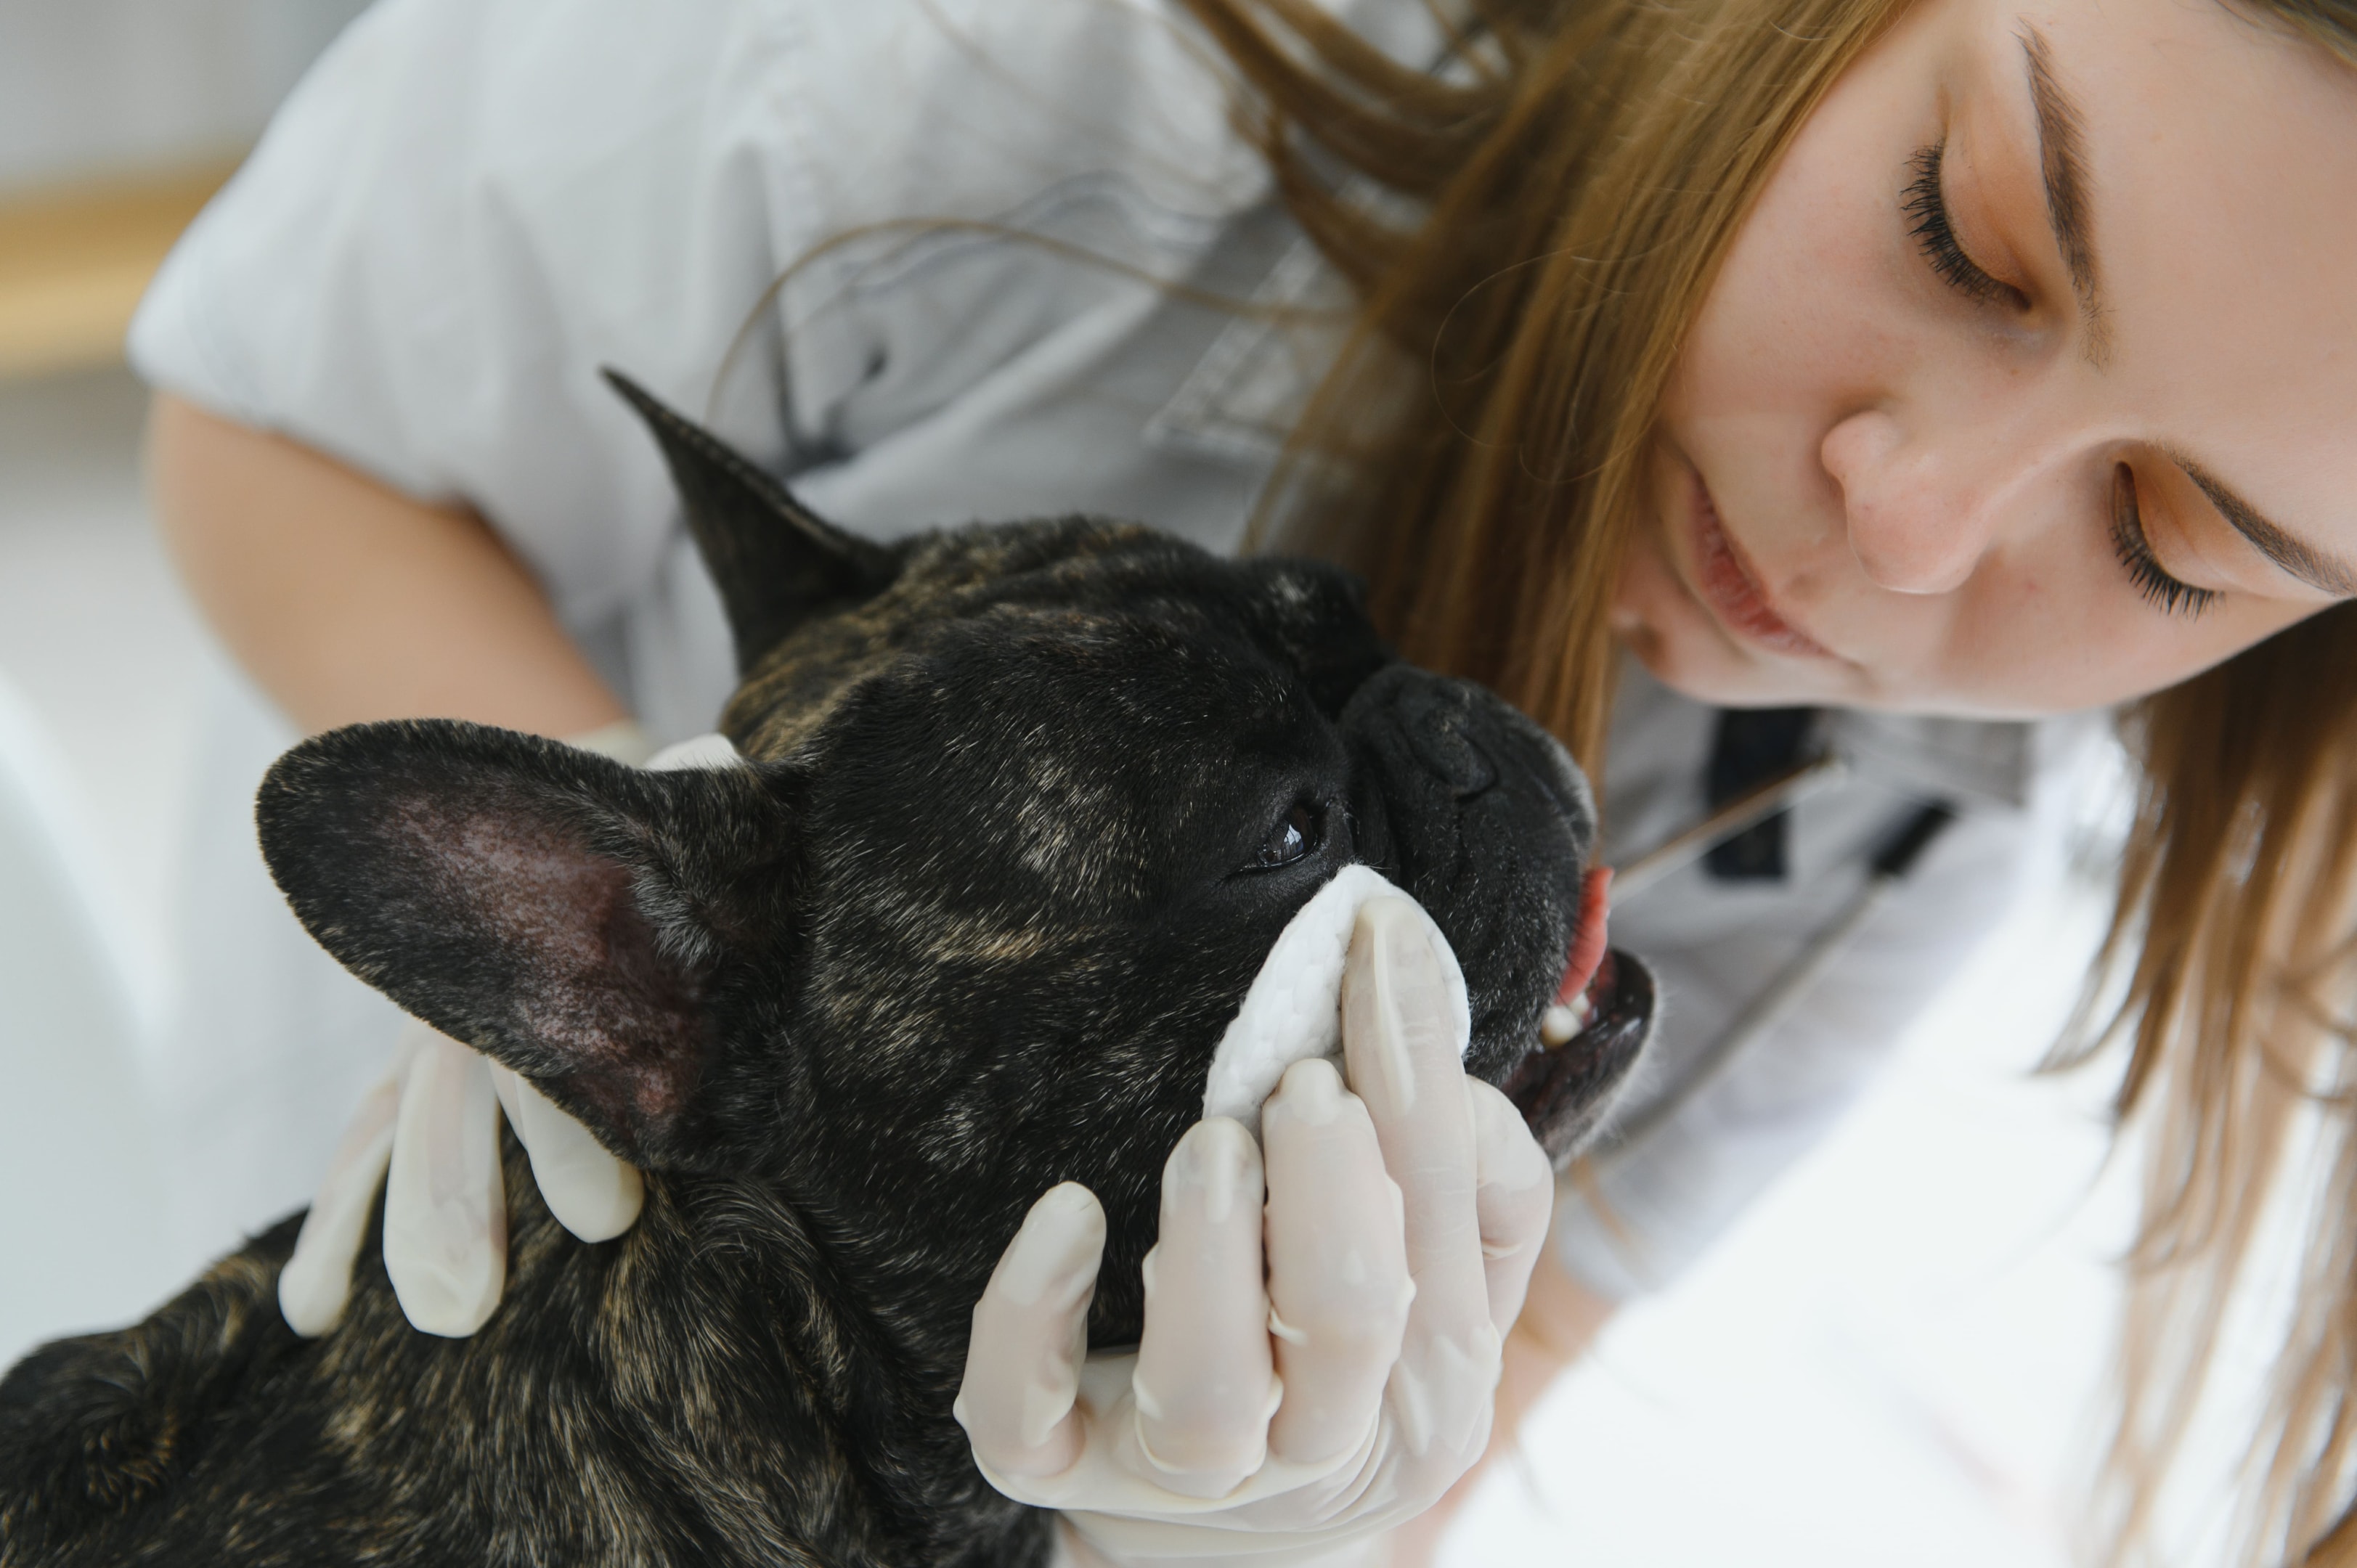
[1902, 142, 2028, 311]
[1902, 150, 2212, 619]
[2109, 464, 2220, 618]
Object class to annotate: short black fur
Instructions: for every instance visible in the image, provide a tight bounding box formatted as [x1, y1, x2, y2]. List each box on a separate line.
[0, 376, 1650, 1565]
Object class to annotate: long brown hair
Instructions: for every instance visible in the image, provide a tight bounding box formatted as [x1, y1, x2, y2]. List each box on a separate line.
[1176, 0, 2357, 1559]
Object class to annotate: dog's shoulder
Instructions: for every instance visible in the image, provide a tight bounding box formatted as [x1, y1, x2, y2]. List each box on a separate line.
[0, 1217, 322, 1561]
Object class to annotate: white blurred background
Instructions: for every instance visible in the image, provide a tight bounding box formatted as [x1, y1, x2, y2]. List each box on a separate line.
[0, 0, 366, 192]
[0, 3, 2265, 1561]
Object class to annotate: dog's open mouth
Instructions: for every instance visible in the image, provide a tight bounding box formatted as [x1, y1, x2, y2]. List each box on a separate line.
[1200, 864, 1650, 1164]
[1499, 869, 1656, 1164]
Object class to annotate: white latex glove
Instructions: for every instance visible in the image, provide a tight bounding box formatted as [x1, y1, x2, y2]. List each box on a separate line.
[276, 722, 736, 1339]
[956, 897, 1557, 1567]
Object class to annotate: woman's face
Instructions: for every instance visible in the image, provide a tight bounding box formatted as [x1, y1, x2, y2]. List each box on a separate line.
[1618, 0, 2357, 716]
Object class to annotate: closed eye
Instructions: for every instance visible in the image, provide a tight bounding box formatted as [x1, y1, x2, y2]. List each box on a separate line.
[2109, 464, 2219, 618]
[1903, 142, 2030, 314]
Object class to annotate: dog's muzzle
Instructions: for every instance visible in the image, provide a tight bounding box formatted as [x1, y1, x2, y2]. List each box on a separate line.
[1338, 666, 1656, 1164]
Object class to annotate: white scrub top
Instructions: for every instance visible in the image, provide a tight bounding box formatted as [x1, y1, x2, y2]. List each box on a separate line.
[127, 0, 2091, 1293]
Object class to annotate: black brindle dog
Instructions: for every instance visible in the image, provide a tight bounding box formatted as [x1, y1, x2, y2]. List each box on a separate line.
[0, 375, 1653, 1567]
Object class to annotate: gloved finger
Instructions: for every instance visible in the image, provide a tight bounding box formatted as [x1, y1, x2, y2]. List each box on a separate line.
[954, 1181, 1105, 1482]
[383, 1026, 508, 1336]
[1261, 1057, 1412, 1466]
[1126, 1117, 1279, 1497]
[489, 1063, 643, 1242]
[1340, 899, 1497, 1455]
[1467, 1079, 1553, 1339]
[278, 1070, 403, 1336]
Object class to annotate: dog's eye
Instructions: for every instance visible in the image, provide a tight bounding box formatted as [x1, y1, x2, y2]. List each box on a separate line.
[1251, 801, 1323, 871]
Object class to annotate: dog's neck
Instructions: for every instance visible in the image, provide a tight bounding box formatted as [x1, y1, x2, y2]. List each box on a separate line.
[382, 1135, 1046, 1567]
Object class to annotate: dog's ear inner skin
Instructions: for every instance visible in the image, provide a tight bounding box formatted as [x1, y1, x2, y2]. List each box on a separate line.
[254, 721, 801, 1172]
[0, 384, 1650, 1568]
[603, 368, 900, 672]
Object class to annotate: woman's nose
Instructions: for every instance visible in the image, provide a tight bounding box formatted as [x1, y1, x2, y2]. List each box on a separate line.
[1819, 409, 2006, 595]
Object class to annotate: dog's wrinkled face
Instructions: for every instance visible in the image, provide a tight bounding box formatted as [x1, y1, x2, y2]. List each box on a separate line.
[257, 377, 1653, 1342]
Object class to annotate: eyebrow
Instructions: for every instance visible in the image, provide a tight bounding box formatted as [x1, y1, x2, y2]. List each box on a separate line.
[2012, 33, 2349, 601]
[2165, 449, 2357, 597]
[2020, 29, 2110, 362]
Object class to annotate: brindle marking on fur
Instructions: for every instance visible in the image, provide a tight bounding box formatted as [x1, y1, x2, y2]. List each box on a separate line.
[0, 377, 1642, 1566]
[722, 521, 1166, 759]
[6, 1137, 989, 1567]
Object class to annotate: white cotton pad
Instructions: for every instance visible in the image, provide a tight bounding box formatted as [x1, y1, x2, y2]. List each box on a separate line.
[1200, 865, 1471, 1134]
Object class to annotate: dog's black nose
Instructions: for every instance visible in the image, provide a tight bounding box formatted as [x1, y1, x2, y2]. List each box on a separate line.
[1396, 682, 1497, 796]
[1342, 666, 1593, 841]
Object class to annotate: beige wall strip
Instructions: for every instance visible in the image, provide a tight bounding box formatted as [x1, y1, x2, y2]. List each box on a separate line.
[0, 163, 238, 382]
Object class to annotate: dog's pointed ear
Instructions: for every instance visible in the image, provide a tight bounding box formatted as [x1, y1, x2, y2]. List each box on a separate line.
[256, 720, 802, 1169]
[603, 369, 899, 672]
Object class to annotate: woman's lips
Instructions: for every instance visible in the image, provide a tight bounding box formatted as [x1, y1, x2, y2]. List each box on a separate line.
[1688, 472, 1835, 660]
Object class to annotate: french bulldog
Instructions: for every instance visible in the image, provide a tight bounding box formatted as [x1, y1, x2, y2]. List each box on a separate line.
[0, 374, 1653, 1567]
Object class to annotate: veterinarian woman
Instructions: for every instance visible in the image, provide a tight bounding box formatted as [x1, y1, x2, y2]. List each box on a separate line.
[127, 0, 2357, 1560]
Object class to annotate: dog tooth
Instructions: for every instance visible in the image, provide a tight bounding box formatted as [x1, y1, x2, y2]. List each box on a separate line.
[1539, 996, 1591, 1047]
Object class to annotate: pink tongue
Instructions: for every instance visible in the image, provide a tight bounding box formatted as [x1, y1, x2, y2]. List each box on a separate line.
[1554, 867, 1613, 1008]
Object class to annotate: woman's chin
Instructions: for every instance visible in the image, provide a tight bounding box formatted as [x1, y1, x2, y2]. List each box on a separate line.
[1617, 624, 1825, 706]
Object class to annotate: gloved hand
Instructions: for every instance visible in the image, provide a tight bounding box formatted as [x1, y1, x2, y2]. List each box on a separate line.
[955, 897, 1557, 1567]
[276, 722, 735, 1339]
